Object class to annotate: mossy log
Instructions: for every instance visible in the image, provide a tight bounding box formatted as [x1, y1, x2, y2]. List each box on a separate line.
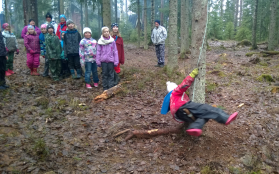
[245, 52, 260, 57]
[237, 40, 252, 47]
[260, 51, 279, 55]
[125, 124, 185, 141]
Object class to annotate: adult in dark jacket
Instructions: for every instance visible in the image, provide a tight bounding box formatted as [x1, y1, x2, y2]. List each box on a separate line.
[63, 19, 82, 79]
[21, 19, 41, 39]
[0, 31, 8, 90]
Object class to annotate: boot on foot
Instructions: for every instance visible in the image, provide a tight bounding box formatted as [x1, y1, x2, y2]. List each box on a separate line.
[186, 129, 202, 137]
[86, 84, 92, 89]
[225, 112, 238, 125]
[5, 71, 11, 76]
[32, 68, 40, 76]
[76, 69, 81, 79]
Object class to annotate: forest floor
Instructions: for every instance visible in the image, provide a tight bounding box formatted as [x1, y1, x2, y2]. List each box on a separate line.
[0, 39, 279, 174]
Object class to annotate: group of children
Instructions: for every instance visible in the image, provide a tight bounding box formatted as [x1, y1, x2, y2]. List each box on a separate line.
[0, 15, 125, 91]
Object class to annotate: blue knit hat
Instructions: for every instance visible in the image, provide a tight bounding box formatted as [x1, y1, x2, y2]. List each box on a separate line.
[60, 14, 67, 21]
[27, 25, 34, 30]
[155, 20, 160, 25]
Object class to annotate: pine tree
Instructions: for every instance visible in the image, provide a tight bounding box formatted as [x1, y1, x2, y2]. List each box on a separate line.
[180, 0, 190, 55]
[252, 0, 258, 49]
[103, 0, 111, 27]
[268, 0, 277, 50]
[144, 0, 148, 49]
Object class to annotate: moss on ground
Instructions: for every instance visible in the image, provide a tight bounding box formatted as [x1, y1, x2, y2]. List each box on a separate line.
[256, 74, 275, 82]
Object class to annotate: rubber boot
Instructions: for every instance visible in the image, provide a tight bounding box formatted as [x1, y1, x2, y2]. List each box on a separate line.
[30, 68, 33, 75]
[8, 69, 14, 74]
[225, 112, 238, 125]
[186, 129, 202, 137]
[76, 69, 81, 79]
[5, 71, 11, 76]
[32, 68, 40, 76]
[70, 69, 76, 79]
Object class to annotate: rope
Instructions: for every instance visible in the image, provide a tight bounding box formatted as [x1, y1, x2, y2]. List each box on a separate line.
[192, 0, 210, 101]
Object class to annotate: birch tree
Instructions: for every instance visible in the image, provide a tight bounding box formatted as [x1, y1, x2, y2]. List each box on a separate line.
[143, 0, 148, 49]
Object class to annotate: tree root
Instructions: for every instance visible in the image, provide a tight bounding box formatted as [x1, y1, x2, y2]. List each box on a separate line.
[124, 124, 185, 141]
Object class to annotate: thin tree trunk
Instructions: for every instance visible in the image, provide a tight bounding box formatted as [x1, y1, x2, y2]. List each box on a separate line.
[189, 0, 208, 103]
[268, 0, 277, 51]
[102, 0, 111, 27]
[126, 0, 128, 19]
[23, 0, 28, 26]
[151, 0, 155, 28]
[144, 0, 148, 49]
[137, 0, 141, 48]
[81, 1, 84, 33]
[167, 0, 178, 70]
[239, 0, 243, 26]
[115, 0, 118, 23]
[252, 0, 258, 49]
[160, 0, 164, 26]
[234, 0, 239, 35]
[85, 0, 89, 27]
[59, 0, 64, 15]
[27, 0, 38, 26]
[4, 0, 9, 24]
[180, 0, 190, 55]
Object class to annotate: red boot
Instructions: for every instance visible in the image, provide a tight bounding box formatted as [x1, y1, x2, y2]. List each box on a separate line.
[8, 69, 14, 74]
[32, 68, 40, 76]
[30, 68, 33, 75]
[225, 112, 238, 125]
[5, 71, 11, 76]
[186, 129, 202, 137]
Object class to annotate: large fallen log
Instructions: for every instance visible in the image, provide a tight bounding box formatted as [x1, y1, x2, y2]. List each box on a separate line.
[260, 51, 279, 55]
[93, 82, 128, 103]
[124, 124, 185, 141]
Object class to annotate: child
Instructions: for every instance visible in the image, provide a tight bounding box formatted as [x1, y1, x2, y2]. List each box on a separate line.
[63, 19, 82, 79]
[60, 32, 70, 78]
[2, 23, 19, 76]
[24, 25, 40, 76]
[96, 27, 119, 90]
[161, 68, 238, 137]
[0, 29, 8, 90]
[39, 24, 49, 77]
[45, 24, 62, 81]
[79, 27, 99, 89]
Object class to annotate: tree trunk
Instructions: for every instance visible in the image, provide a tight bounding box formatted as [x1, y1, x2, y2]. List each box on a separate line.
[85, 0, 89, 27]
[144, 0, 148, 49]
[23, 0, 28, 26]
[59, 0, 64, 15]
[268, 0, 277, 51]
[80, 1, 84, 34]
[4, 0, 9, 24]
[189, 0, 208, 103]
[126, 0, 128, 18]
[103, 0, 111, 27]
[180, 0, 190, 55]
[115, 0, 118, 23]
[252, 0, 258, 49]
[220, 0, 223, 20]
[137, 0, 141, 48]
[239, 0, 243, 26]
[151, 0, 155, 28]
[234, 0, 239, 34]
[160, 0, 164, 26]
[167, 0, 178, 70]
[25, 0, 38, 26]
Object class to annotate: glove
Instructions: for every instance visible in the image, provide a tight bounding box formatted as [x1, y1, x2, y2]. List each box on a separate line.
[16, 49, 19, 55]
[189, 68, 199, 78]
[5, 47, 9, 52]
[30, 50, 35, 54]
[42, 56, 45, 58]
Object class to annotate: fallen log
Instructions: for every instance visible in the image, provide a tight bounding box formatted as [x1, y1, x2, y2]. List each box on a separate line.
[93, 82, 129, 103]
[124, 124, 185, 141]
[260, 51, 279, 55]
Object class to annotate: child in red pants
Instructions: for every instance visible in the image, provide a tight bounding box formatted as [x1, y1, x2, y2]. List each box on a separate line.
[24, 25, 40, 75]
[161, 68, 238, 136]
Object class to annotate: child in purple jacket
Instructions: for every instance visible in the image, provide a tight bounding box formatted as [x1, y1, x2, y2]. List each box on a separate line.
[96, 27, 119, 90]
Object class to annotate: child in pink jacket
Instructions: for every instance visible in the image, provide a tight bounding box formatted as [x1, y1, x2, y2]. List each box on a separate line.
[24, 25, 40, 76]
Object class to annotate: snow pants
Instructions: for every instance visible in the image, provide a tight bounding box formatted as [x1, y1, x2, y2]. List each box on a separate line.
[176, 101, 230, 130]
[155, 44, 165, 65]
[101, 62, 115, 90]
[43, 55, 49, 76]
[6, 52, 14, 71]
[49, 59, 61, 81]
[0, 56, 6, 86]
[26, 53, 40, 69]
[68, 54, 81, 70]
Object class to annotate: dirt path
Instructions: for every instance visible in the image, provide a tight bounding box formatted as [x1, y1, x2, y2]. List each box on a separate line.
[0, 40, 279, 173]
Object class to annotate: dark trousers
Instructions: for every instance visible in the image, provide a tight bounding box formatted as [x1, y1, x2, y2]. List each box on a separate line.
[68, 54, 81, 70]
[0, 56, 7, 86]
[43, 55, 49, 76]
[155, 44, 165, 65]
[60, 59, 70, 76]
[49, 59, 61, 81]
[101, 62, 115, 90]
[6, 52, 14, 71]
[176, 101, 230, 130]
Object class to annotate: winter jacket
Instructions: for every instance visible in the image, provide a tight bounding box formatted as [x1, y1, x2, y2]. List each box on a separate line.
[39, 33, 47, 56]
[63, 29, 81, 57]
[151, 25, 167, 45]
[24, 33, 40, 54]
[56, 22, 67, 40]
[79, 37, 97, 66]
[2, 30, 18, 52]
[21, 25, 41, 39]
[170, 75, 195, 122]
[112, 35, 125, 65]
[45, 21, 58, 34]
[45, 33, 62, 59]
[0, 32, 7, 57]
[96, 36, 119, 67]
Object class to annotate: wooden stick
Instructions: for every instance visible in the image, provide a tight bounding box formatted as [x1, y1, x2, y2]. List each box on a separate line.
[113, 129, 130, 138]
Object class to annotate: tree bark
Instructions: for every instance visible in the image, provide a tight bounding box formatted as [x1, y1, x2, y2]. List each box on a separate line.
[102, 0, 111, 27]
[239, 0, 243, 26]
[137, 0, 141, 48]
[80, 1, 84, 34]
[189, 0, 208, 103]
[180, 0, 190, 55]
[59, 0, 64, 15]
[85, 0, 89, 27]
[144, 0, 148, 49]
[23, 0, 28, 26]
[234, 0, 239, 35]
[25, 0, 38, 26]
[252, 0, 258, 49]
[167, 0, 178, 70]
[160, 0, 164, 26]
[4, 0, 9, 24]
[151, 0, 155, 28]
[115, 0, 118, 23]
[268, 0, 277, 51]
[93, 83, 127, 102]
[126, 0, 128, 18]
